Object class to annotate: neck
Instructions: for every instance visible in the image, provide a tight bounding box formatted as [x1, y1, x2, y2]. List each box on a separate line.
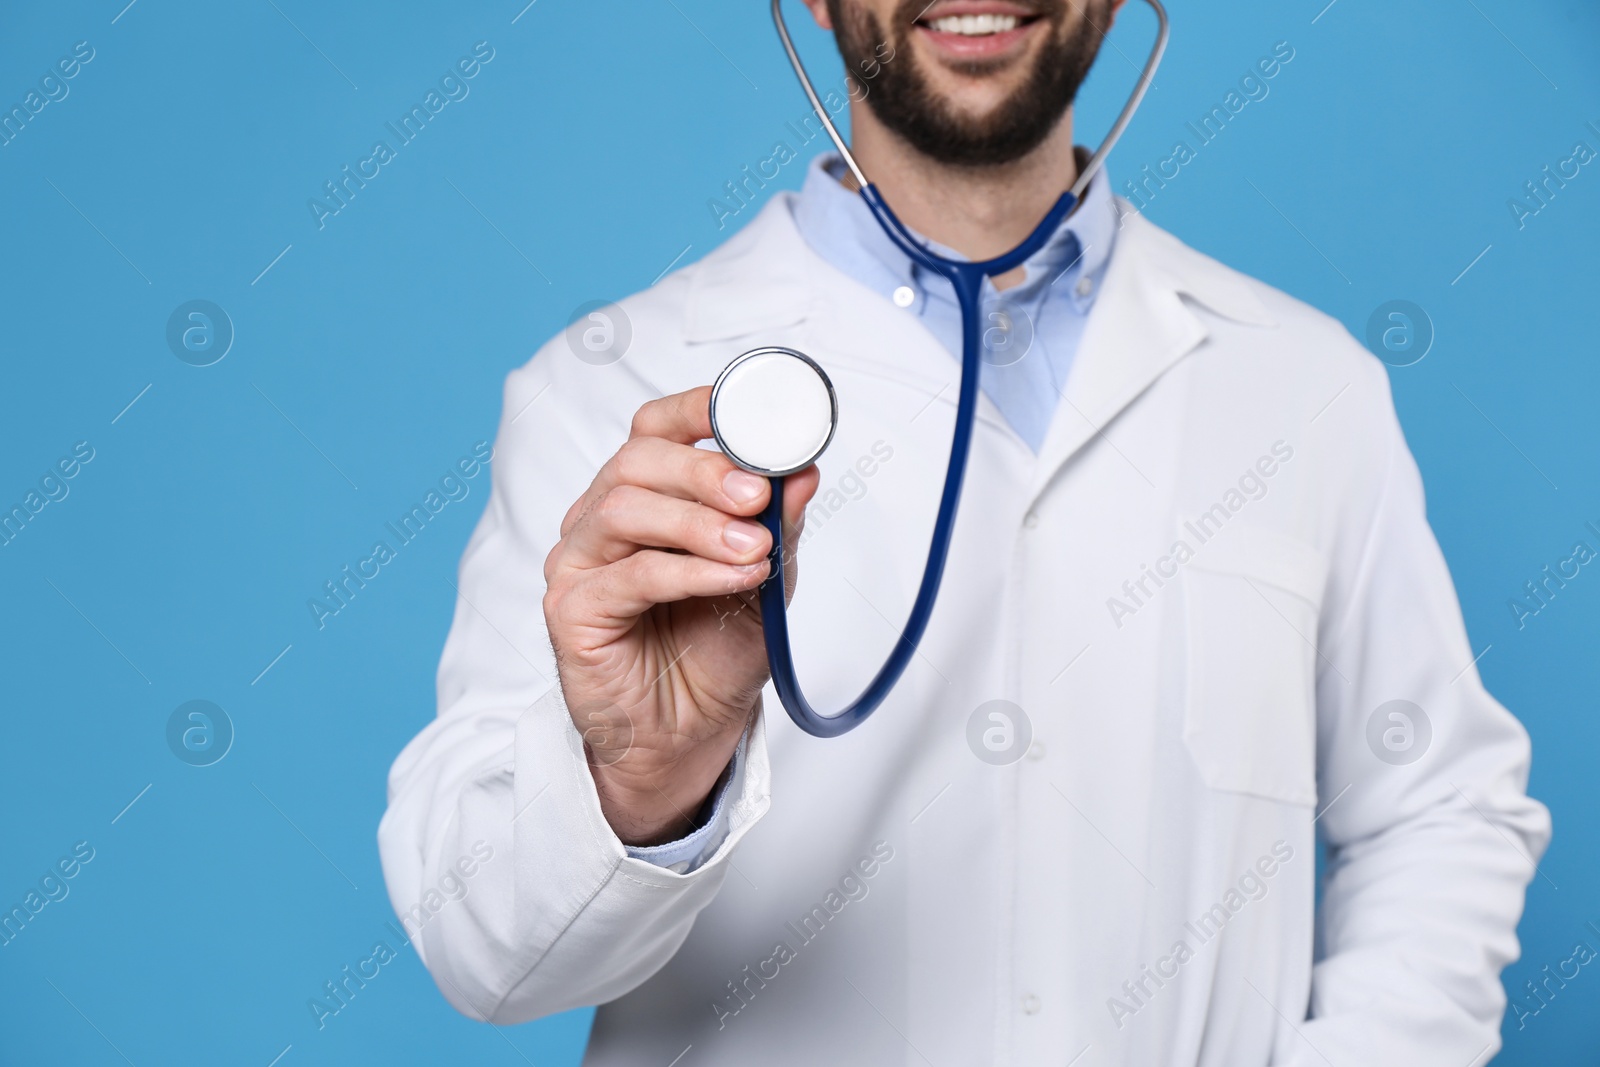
[844, 101, 1080, 263]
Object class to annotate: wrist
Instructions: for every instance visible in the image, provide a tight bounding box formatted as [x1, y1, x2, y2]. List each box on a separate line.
[588, 747, 730, 847]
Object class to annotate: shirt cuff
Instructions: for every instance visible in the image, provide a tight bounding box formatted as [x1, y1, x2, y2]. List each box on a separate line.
[623, 737, 745, 875]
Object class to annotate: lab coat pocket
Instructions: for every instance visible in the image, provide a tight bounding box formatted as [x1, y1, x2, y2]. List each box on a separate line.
[1181, 527, 1327, 807]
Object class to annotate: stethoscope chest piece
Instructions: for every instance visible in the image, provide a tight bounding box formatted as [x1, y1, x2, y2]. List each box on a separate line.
[709, 347, 837, 476]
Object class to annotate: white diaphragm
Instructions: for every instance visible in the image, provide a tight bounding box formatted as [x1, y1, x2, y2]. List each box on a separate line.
[709, 347, 837, 477]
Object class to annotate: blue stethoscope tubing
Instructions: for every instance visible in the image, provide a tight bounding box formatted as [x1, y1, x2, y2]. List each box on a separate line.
[760, 0, 1169, 738]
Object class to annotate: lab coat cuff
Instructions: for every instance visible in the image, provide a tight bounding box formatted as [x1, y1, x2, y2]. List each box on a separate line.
[623, 738, 744, 874]
[516, 687, 771, 892]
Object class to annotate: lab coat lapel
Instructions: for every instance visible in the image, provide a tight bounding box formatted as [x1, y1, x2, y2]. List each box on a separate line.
[682, 200, 813, 344]
[1025, 210, 1263, 509]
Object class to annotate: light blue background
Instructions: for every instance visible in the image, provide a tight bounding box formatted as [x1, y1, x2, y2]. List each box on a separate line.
[1, 1, 1596, 1063]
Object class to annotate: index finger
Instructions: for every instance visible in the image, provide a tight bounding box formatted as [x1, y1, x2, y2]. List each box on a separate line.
[629, 386, 713, 445]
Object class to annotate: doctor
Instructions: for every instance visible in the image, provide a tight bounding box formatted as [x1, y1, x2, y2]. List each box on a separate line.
[379, 0, 1550, 1063]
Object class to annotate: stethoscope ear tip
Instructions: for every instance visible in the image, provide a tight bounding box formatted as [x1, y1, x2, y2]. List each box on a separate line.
[710, 347, 838, 477]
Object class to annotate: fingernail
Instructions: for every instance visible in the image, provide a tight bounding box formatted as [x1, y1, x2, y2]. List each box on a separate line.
[723, 470, 766, 505]
[723, 521, 764, 553]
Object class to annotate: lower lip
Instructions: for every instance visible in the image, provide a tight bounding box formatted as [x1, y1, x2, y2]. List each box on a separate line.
[915, 20, 1039, 60]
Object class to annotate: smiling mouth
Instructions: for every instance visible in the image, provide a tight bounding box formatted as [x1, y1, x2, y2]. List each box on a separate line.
[918, 12, 1037, 36]
[909, 5, 1048, 59]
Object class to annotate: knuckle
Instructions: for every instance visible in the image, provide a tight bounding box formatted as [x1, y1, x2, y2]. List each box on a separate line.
[601, 483, 646, 518]
[649, 550, 686, 590]
[541, 579, 568, 620]
[693, 448, 730, 493]
[591, 486, 625, 524]
[600, 556, 641, 600]
[612, 438, 647, 482]
[611, 549, 644, 581]
[698, 509, 732, 549]
[559, 497, 583, 537]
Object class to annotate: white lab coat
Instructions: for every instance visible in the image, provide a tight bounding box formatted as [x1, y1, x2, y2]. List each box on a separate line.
[378, 194, 1550, 1066]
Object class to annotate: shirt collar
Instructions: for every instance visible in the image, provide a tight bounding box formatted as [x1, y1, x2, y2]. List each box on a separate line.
[792, 149, 1118, 314]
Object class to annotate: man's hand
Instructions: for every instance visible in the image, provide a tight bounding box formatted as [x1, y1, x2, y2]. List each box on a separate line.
[543, 386, 820, 846]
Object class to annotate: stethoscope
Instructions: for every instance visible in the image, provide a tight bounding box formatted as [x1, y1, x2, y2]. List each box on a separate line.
[707, 0, 1169, 738]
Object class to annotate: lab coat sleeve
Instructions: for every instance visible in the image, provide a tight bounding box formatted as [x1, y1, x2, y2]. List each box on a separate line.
[1283, 359, 1552, 1065]
[376, 356, 774, 1024]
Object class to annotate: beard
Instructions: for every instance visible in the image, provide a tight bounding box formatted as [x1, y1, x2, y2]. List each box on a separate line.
[828, 0, 1111, 167]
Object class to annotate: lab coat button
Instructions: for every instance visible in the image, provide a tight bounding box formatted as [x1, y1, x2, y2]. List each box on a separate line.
[1026, 741, 1046, 761]
[1023, 511, 1040, 529]
[1020, 993, 1041, 1015]
[893, 285, 916, 308]
[1076, 275, 1095, 298]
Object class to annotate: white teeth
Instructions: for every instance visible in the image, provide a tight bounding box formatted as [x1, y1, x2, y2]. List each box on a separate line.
[927, 13, 1020, 35]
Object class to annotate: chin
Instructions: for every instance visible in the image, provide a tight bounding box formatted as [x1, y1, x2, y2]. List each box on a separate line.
[920, 77, 1027, 127]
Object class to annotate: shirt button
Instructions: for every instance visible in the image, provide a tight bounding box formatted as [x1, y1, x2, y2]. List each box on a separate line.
[1020, 993, 1041, 1015]
[893, 285, 916, 308]
[1027, 741, 1046, 761]
[1023, 511, 1040, 529]
[1075, 275, 1095, 298]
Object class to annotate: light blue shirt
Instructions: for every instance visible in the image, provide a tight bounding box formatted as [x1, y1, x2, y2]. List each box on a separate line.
[792, 151, 1117, 451]
[626, 153, 1118, 871]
